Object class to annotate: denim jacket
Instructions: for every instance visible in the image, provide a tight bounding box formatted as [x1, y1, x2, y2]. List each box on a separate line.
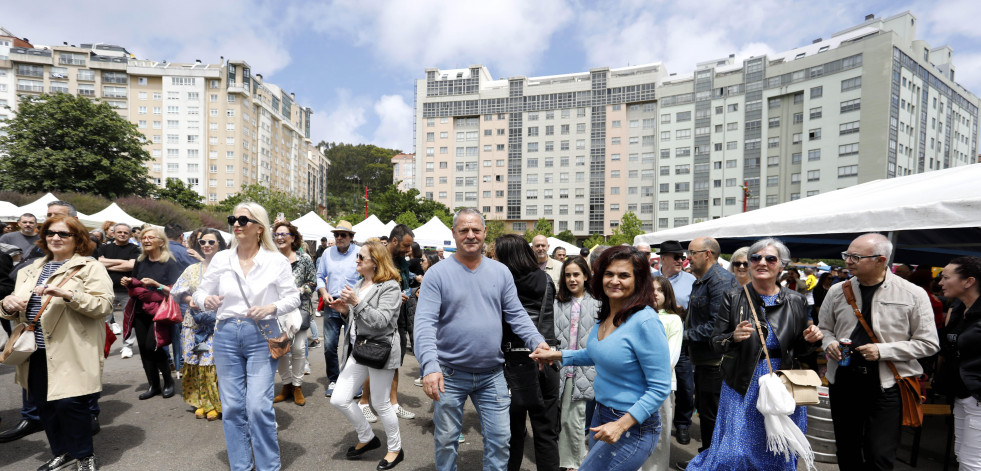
[685, 262, 738, 365]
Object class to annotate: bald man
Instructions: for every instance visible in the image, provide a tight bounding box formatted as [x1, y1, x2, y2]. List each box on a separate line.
[532, 235, 561, 288]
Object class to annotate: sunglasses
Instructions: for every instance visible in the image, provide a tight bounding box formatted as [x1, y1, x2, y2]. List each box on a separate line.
[749, 253, 779, 264]
[356, 254, 371, 262]
[227, 215, 260, 227]
[664, 253, 687, 261]
[334, 232, 351, 239]
[44, 230, 74, 239]
[198, 239, 218, 246]
[273, 232, 292, 239]
[732, 261, 749, 269]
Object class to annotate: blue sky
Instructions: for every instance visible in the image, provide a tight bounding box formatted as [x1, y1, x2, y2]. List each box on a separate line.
[6, 0, 981, 153]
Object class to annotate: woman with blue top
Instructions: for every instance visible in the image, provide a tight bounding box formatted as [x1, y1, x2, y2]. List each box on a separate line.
[685, 238, 822, 471]
[532, 245, 672, 471]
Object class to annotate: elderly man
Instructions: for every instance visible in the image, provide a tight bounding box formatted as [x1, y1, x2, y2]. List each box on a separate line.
[682, 237, 737, 458]
[95, 224, 140, 336]
[551, 247, 566, 262]
[531, 235, 562, 288]
[636, 243, 655, 275]
[415, 209, 547, 471]
[316, 220, 361, 397]
[819, 233, 939, 470]
[0, 214, 38, 258]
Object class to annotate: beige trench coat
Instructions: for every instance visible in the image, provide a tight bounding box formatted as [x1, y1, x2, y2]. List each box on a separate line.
[0, 254, 113, 401]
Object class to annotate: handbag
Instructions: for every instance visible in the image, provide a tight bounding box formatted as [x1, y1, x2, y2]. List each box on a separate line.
[841, 282, 924, 427]
[744, 285, 822, 406]
[152, 292, 183, 324]
[352, 334, 392, 369]
[1, 265, 84, 365]
[502, 280, 552, 409]
[103, 322, 117, 358]
[233, 271, 291, 360]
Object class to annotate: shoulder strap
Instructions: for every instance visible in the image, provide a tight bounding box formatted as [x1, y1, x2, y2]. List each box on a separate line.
[536, 274, 551, 332]
[29, 264, 85, 332]
[841, 281, 902, 380]
[743, 284, 773, 375]
[232, 270, 251, 309]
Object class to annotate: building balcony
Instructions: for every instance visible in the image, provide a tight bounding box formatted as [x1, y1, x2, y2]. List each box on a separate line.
[16, 85, 43, 93]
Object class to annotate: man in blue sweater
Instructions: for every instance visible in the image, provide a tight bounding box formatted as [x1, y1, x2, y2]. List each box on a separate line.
[414, 208, 547, 471]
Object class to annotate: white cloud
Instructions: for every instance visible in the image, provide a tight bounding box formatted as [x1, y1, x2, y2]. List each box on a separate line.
[310, 91, 413, 151]
[371, 95, 414, 152]
[310, 89, 369, 146]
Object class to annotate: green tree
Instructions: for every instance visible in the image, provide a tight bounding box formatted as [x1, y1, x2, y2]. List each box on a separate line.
[213, 183, 314, 221]
[156, 178, 204, 210]
[320, 142, 400, 216]
[394, 211, 420, 228]
[523, 218, 554, 243]
[0, 93, 154, 198]
[555, 229, 576, 244]
[584, 233, 608, 249]
[483, 219, 509, 246]
[608, 211, 645, 245]
[366, 184, 454, 227]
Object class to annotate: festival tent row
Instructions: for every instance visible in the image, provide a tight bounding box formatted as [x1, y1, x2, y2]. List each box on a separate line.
[634, 164, 981, 266]
[413, 216, 456, 249]
[351, 215, 389, 242]
[291, 211, 335, 242]
[79, 203, 147, 228]
[1, 193, 90, 223]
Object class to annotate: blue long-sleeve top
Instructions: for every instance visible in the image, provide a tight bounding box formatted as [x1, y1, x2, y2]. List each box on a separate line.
[563, 305, 672, 423]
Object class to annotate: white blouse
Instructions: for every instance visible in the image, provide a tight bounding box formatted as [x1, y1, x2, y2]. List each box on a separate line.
[193, 248, 301, 321]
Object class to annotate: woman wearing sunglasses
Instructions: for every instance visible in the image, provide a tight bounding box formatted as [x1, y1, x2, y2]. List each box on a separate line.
[193, 203, 300, 471]
[686, 238, 822, 470]
[727, 247, 751, 286]
[271, 221, 316, 407]
[171, 228, 227, 421]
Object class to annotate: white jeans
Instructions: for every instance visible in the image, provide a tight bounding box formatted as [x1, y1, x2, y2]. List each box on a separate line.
[641, 391, 674, 471]
[276, 329, 308, 386]
[954, 396, 981, 471]
[329, 355, 401, 452]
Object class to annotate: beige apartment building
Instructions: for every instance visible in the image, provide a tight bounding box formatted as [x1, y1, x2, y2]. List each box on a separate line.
[413, 11, 979, 237]
[391, 153, 416, 191]
[0, 37, 327, 207]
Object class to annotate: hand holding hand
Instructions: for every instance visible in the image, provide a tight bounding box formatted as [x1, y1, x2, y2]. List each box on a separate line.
[803, 325, 823, 343]
[733, 320, 754, 342]
[529, 345, 562, 369]
[423, 372, 445, 401]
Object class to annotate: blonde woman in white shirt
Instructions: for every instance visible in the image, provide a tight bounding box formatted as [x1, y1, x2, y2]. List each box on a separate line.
[194, 202, 300, 471]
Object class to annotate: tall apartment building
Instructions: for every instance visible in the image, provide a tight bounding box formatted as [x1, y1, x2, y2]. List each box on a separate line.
[0, 35, 328, 207]
[391, 153, 416, 191]
[413, 11, 979, 237]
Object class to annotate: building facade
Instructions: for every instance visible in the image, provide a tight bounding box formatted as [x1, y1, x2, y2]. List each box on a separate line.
[413, 11, 979, 237]
[0, 35, 328, 207]
[391, 153, 416, 191]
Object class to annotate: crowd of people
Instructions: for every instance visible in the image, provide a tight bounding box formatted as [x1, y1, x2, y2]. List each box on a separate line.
[1, 204, 979, 471]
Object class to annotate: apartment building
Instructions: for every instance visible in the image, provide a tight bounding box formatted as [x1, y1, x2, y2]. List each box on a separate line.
[413, 11, 979, 237]
[391, 153, 416, 191]
[0, 36, 328, 207]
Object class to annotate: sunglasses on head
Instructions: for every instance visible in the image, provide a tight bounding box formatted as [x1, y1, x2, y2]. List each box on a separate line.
[198, 239, 218, 246]
[749, 253, 779, 264]
[227, 215, 260, 227]
[732, 261, 749, 269]
[44, 230, 74, 239]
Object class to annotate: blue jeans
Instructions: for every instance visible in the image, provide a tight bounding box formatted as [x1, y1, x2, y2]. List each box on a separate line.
[433, 365, 510, 471]
[581, 403, 660, 471]
[321, 307, 346, 383]
[214, 318, 280, 471]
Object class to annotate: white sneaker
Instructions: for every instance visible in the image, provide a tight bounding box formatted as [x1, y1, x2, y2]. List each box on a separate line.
[360, 403, 378, 423]
[394, 404, 416, 419]
[304, 364, 311, 375]
[120, 346, 133, 359]
[110, 323, 122, 335]
[413, 377, 423, 387]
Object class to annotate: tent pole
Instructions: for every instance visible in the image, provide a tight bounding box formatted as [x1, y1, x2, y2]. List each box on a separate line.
[887, 231, 900, 263]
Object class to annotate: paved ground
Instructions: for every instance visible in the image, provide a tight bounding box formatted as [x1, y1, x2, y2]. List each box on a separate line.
[0, 318, 959, 470]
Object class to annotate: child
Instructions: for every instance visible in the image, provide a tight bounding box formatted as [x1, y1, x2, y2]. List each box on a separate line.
[641, 276, 685, 471]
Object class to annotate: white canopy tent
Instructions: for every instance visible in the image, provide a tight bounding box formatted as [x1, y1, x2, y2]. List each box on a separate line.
[351, 215, 388, 242]
[16, 193, 89, 222]
[291, 211, 335, 243]
[546, 237, 579, 256]
[384, 220, 396, 236]
[413, 216, 455, 249]
[79, 203, 147, 228]
[634, 164, 981, 265]
[0, 201, 22, 222]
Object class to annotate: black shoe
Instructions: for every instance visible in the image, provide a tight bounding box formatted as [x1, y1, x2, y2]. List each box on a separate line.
[676, 426, 690, 445]
[675, 460, 690, 470]
[0, 419, 44, 443]
[162, 381, 175, 399]
[346, 436, 381, 460]
[36, 453, 77, 471]
[138, 386, 161, 400]
[377, 449, 404, 470]
[91, 416, 100, 436]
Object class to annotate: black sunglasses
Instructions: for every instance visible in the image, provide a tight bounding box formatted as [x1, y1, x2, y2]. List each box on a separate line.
[227, 215, 260, 227]
[198, 239, 218, 246]
[44, 230, 74, 239]
[732, 261, 749, 269]
[356, 254, 371, 262]
[749, 253, 779, 264]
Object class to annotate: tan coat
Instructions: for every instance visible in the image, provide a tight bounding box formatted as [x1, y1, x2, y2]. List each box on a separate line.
[1, 254, 113, 401]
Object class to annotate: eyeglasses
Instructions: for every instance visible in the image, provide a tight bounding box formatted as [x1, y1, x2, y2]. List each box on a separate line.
[749, 253, 779, 264]
[198, 240, 218, 246]
[841, 252, 880, 262]
[664, 253, 687, 261]
[334, 232, 351, 239]
[356, 254, 371, 262]
[689, 249, 711, 256]
[273, 232, 292, 239]
[732, 261, 749, 269]
[227, 215, 260, 227]
[44, 230, 74, 239]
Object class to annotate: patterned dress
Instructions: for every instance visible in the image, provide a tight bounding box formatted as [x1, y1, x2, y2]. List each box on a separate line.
[687, 293, 807, 471]
[172, 262, 221, 413]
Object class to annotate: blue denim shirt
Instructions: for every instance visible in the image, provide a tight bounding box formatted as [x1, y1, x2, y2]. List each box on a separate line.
[685, 262, 737, 365]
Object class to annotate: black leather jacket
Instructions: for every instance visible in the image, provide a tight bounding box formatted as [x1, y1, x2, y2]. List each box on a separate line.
[712, 284, 816, 395]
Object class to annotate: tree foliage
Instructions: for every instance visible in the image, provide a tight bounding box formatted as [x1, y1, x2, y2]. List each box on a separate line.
[608, 211, 645, 246]
[484, 219, 509, 246]
[156, 178, 204, 210]
[394, 211, 420, 228]
[0, 93, 154, 198]
[320, 142, 400, 217]
[365, 184, 453, 227]
[213, 184, 315, 221]
[555, 230, 576, 244]
[584, 233, 608, 249]
[523, 218, 554, 243]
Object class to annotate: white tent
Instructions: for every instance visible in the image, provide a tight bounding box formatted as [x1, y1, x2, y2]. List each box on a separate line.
[17, 193, 88, 222]
[546, 237, 579, 256]
[80, 203, 147, 228]
[351, 215, 389, 242]
[634, 164, 981, 265]
[0, 201, 22, 222]
[384, 220, 396, 236]
[292, 211, 335, 242]
[413, 216, 455, 249]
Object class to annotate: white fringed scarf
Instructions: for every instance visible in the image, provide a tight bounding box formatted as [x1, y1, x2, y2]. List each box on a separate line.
[756, 372, 816, 471]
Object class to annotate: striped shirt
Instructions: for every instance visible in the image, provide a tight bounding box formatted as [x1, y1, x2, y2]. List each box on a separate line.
[25, 261, 66, 349]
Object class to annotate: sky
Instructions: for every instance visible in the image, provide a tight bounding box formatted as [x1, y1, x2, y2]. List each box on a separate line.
[5, 0, 981, 153]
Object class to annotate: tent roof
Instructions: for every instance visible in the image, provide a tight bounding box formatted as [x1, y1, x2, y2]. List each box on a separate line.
[351, 215, 388, 242]
[80, 203, 146, 228]
[634, 164, 981, 265]
[17, 193, 89, 222]
[546, 237, 579, 256]
[413, 216, 455, 248]
[291, 212, 335, 242]
[0, 201, 21, 222]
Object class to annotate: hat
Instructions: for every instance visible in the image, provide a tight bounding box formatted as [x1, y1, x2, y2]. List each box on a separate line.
[332, 220, 356, 234]
[657, 240, 685, 255]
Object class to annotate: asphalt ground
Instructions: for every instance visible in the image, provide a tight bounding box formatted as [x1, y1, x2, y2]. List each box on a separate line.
[0, 318, 957, 470]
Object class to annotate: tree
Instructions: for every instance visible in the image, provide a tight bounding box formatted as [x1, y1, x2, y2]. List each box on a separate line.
[483, 219, 509, 246]
[608, 211, 645, 246]
[0, 93, 154, 198]
[366, 184, 453, 227]
[523, 218, 554, 243]
[320, 142, 400, 216]
[156, 178, 204, 209]
[213, 184, 315, 221]
[394, 211, 420, 229]
[583, 233, 608, 249]
[555, 229, 576, 244]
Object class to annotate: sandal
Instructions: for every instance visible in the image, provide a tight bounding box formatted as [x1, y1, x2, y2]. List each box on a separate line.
[195, 408, 205, 419]
[206, 410, 220, 421]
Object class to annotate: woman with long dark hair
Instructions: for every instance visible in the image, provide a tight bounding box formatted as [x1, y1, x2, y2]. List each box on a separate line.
[533, 245, 672, 471]
[494, 233, 559, 471]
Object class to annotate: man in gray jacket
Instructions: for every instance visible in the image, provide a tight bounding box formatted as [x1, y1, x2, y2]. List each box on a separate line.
[819, 233, 939, 471]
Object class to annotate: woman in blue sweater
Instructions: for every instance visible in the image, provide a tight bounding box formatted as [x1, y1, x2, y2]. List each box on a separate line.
[532, 245, 672, 471]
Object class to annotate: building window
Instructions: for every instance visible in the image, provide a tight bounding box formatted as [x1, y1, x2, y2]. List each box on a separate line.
[810, 86, 823, 98]
[838, 165, 858, 177]
[841, 76, 862, 92]
[840, 98, 861, 113]
[807, 170, 820, 182]
[808, 128, 821, 140]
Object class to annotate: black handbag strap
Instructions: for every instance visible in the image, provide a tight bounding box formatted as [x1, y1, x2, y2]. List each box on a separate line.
[233, 270, 279, 341]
